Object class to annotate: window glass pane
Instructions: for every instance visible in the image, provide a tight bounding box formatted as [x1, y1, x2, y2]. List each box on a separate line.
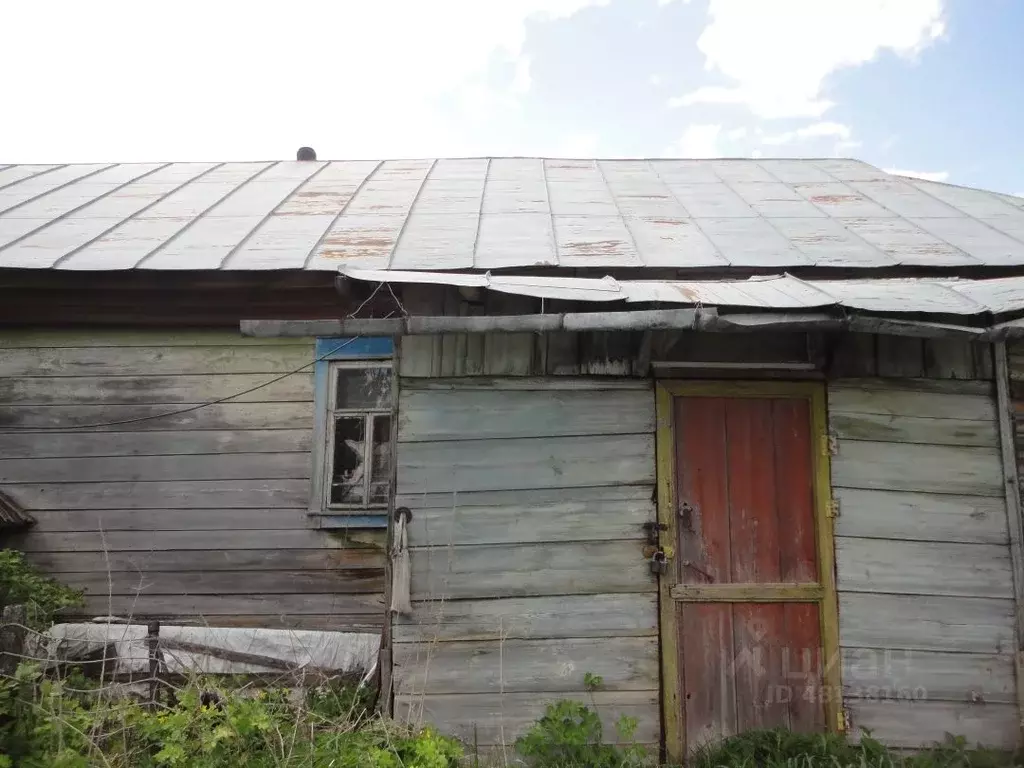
[368, 414, 392, 504]
[335, 367, 391, 409]
[330, 416, 365, 505]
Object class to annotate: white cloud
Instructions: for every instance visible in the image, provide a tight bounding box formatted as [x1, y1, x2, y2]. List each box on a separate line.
[884, 168, 950, 182]
[676, 0, 946, 119]
[0, 0, 606, 162]
[665, 124, 723, 158]
[762, 121, 852, 145]
[650, 74, 664, 86]
[726, 127, 748, 141]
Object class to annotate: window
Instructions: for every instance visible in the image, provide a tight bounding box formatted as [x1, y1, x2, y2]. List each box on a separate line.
[311, 338, 395, 528]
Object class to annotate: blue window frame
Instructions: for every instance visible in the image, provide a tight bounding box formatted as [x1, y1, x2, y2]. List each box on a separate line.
[311, 337, 395, 529]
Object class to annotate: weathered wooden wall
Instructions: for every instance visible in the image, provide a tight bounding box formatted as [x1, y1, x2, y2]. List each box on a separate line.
[0, 330, 385, 630]
[829, 375, 1019, 748]
[391, 377, 660, 753]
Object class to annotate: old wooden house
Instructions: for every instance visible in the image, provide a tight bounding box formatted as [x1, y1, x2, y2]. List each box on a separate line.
[2, 156, 1024, 760]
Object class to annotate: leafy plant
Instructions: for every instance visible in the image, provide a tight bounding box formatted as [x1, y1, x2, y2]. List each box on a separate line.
[0, 549, 83, 628]
[515, 673, 650, 768]
[691, 728, 1023, 768]
[0, 663, 463, 768]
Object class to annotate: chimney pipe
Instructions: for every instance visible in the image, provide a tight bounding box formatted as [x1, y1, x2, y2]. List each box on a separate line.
[296, 147, 317, 161]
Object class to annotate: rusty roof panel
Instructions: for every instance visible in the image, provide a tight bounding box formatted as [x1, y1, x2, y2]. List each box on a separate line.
[310, 214, 405, 270]
[841, 217, 977, 266]
[793, 182, 897, 218]
[850, 180, 961, 218]
[729, 181, 827, 218]
[767, 217, 895, 267]
[2, 158, 1023, 272]
[554, 214, 641, 267]
[909, 217, 1024, 266]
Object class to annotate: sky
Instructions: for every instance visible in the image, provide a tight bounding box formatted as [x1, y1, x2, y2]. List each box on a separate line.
[3, 0, 1022, 195]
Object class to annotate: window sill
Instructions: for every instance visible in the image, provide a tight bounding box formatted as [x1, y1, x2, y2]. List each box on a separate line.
[315, 514, 389, 530]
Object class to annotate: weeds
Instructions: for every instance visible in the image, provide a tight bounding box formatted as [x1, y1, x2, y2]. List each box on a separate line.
[0, 550, 83, 629]
[691, 728, 1023, 768]
[0, 662, 462, 767]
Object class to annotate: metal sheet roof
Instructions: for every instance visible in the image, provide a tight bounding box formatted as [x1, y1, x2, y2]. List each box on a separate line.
[340, 267, 1024, 316]
[1, 158, 1023, 272]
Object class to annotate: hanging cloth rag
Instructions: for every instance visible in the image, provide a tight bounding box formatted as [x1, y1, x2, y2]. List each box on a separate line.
[390, 508, 412, 615]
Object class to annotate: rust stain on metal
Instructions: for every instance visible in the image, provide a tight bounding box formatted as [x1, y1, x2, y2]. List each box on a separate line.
[670, 285, 703, 302]
[319, 237, 395, 259]
[562, 239, 629, 256]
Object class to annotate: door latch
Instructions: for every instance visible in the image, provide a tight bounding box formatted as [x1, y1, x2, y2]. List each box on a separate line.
[641, 521, 667, 546]
[678, 502, 694, 531]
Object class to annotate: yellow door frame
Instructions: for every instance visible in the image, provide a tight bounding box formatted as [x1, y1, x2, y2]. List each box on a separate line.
[655, 380, 841, 762]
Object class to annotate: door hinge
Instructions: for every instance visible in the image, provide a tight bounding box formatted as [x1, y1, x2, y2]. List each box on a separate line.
[820, 433, 838, 457]
[826, 499, 840, 519]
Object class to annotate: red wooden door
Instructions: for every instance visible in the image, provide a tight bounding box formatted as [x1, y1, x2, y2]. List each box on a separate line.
[658, 385, 839, 758]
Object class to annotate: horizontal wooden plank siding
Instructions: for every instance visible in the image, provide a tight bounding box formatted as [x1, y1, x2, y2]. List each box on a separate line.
[0, 429, 312, 459]
[842, 648, 1015, 705]
[835, 538, 1014, 598]
[0, 330, 385, 631]
[392, 594, 659, 643]
[393, 376, 658, 751]
[396, 434, 655, 494]
[395, 637, 659, 695]
[403, 486, 654, 546]
[848, 700, 1019, 750]
[833, 489, 1008, 545]
[828, 376, 1017, 748]
[397, 288, 994, 381]
[0, 402, 314, 431]
[395, 691, 660, 747]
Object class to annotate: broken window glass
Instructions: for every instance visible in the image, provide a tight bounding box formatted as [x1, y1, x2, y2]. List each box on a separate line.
[326, 363, 394, 510]
[335, 367, 391, 409]
[330, 416, 366, 505]
[368, 414, 392, 504]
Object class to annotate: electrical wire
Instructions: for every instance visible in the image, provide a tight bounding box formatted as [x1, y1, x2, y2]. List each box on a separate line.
[0, 336, 366, 433]
[1, 283, 407, 434]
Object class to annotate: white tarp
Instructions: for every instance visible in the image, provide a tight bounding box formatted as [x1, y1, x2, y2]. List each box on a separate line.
[35, 622, 380, 677]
